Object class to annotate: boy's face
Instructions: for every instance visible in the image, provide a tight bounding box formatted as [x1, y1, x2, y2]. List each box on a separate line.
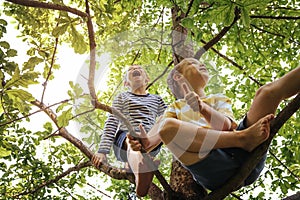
[125, 65, 149, 89]
[176, 60, 210, 90]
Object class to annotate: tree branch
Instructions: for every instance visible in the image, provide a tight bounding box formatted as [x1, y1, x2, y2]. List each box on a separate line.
[283, 192, 300, 200]
[194, 7, 241, 60]
[31, 99, 136, 180]
[41, 37, 59, 103]
[200, 40, 262, 86]
[185, 0, 194, 17]
[146, 60, 174, 90]
[0, 99, 70, 127]
[205, 93, 300, 199]
[250, 15, 300, 20]
[86, 182, 111, 198]
[13, 161, 91, 197]
[4, 0, 88, 18]
[269, 151, 300, 181]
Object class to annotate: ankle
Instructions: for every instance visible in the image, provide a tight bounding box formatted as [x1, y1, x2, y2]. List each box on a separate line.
[235, 130, 247, 149]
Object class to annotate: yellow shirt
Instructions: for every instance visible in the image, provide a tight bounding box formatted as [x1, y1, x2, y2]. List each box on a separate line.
[163, 94, 236, 129]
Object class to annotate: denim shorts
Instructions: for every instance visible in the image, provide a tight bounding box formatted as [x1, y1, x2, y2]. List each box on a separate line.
[113, 130, 162, 162]
[184, 117, 267, 191]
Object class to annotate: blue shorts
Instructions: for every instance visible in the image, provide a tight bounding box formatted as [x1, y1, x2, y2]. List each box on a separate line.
[184, 117, 267, 191]
[113, 130, 162, 162]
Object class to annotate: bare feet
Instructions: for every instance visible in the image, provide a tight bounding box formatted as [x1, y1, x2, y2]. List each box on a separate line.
[239, 114, 274, 152]
[135, 159, 160, 197]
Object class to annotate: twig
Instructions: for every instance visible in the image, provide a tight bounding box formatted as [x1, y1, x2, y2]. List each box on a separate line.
[0, 99, 70, 127]
[41, 36, 59, 103]
[269, 150, 300, 181]
[185, 0, 194, 18]
[86, 182, 111, 198]
[13, 161, 91, 198]
[146, 60, 174, 90]
[200, 40, 262, 86]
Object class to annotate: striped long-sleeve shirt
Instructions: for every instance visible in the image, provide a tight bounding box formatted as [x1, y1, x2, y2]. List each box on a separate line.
[98, 91, 167, 154]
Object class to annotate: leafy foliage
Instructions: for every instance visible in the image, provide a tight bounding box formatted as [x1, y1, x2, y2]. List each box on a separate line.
[0, 0, 299, 199]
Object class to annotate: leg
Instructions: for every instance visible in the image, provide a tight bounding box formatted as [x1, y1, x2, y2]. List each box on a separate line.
[126, 139, 157, 197]
[247, 66, 300, 126]
[159, 116, 273, 165]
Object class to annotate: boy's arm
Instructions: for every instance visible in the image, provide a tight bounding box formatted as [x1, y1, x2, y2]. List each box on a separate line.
[200, 102, 233, 131]
[181, 83, 233, 131]
[127, 119, 163, 152]
[98, 94, 123, 154]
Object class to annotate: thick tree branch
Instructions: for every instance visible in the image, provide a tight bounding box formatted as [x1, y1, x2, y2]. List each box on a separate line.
[4, 0, 88, 18]
[283, 192, 300, 200]
[31, 100, 135, 180]
[205, 94, 300, 199]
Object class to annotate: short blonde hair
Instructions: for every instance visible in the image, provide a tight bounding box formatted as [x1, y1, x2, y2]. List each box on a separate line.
[167, 58, 201, 99]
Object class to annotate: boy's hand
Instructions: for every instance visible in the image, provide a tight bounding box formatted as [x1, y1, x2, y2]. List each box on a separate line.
[182, 83, 203, 112]
[92, 152, 107, 168]
[127, 124, 150, 151]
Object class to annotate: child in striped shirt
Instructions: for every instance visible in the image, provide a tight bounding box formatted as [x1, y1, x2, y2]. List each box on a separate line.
[92, 65, 167, 197]
[128, 58, 300, 191]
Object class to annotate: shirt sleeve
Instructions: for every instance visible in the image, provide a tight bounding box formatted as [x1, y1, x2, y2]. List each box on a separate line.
[212, 94, 237, 128]
[162, 103, 177, 119]
[98, 93, 123, 154]
[157, 96, 167, 117]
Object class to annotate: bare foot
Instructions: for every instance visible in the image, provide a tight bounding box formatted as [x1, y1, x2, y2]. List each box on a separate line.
[239, 114, 274, 152]
[135, 158, 160, 197]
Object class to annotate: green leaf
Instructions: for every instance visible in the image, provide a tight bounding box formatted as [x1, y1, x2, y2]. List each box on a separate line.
[195, 32, 203, 41]
[0, 19, 8, 26]
[6, 89, 35, 102]
[56, 102, 69, 113]
[224, 4, 235, 26]
[52, 23, 69, 37]
[241, 7, 250, 28]
[43, 122, 53, 132]
[0, 146, 11, 158]
[57, 108, 73, 127]
[0, 41, 10, 49]
[6, 49, 17, 57]
[23, 56, 44, 71]
[70, 25, 87, 54]
[180, 18, 194, 29]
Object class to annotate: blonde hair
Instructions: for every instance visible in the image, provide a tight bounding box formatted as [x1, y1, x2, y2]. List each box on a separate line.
[167, 58, 201, 99]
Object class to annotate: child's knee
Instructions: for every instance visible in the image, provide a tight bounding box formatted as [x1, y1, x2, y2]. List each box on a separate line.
[158, 118, 179, 141]
[255, 83, 278, 100]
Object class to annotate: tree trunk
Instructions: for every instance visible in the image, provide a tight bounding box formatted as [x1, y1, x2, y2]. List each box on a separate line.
[169, 160, 207, 199]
